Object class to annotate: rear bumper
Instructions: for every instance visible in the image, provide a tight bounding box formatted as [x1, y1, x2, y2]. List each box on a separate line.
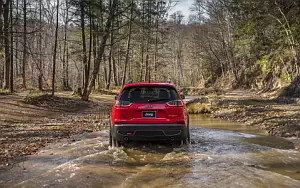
[111, 124, 188, 141]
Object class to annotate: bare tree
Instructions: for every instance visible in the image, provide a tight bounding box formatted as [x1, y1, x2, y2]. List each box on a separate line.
[38, 0, 43, 90]
[22, 0, 26, 88]
[82, 0, 118, 100]
[122, 0, 134, 86]
[52, 0, 59, 96]
[3, 0, 10, 89]
[9, 0, 13, 92]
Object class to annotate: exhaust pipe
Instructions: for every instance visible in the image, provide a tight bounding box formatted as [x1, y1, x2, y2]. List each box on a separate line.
[123, 137, 129, 142]
[170, 137, 175, 141]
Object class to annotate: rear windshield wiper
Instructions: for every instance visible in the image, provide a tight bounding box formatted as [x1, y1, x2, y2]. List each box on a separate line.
[148, 98, 169, 103]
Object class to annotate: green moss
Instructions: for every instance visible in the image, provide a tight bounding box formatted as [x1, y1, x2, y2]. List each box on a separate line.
[257, 54, 271, 74]
[0, 89, 10, 92]
[280, 73, 291, 81]
[0, 89, 10, 95]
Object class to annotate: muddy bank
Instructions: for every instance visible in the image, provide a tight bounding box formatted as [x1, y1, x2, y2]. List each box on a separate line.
[0, 92, 113, 167]
[210, 90, 300, 145]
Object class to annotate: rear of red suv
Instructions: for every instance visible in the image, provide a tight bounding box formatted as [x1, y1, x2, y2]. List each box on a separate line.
[110, 82, 190, 147]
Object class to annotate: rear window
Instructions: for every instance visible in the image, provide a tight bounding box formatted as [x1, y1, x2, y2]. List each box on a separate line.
[119, 86, 180, 104]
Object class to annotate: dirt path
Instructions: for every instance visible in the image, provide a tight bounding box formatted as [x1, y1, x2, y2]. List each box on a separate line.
[0, 92, 114, 167]
[213, 90, 300, 148]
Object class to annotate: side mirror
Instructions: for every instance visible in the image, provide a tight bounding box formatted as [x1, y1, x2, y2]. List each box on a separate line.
[115, 95, 118, 100]
[180, 94, 185, 99]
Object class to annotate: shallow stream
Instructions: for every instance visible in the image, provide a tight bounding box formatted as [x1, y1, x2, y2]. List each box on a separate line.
[1, 115, 300, 187]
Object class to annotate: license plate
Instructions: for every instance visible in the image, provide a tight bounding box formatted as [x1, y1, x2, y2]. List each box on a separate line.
[142, 111, 156, 118]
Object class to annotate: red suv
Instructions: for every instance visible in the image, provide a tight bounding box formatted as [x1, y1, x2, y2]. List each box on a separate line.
[109, 82, 190, 147]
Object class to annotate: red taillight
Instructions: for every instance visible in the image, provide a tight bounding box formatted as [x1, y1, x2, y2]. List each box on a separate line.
[115, 100, 132, 107]
[166, 100, 184, 107]
[114, 120, 123, 124]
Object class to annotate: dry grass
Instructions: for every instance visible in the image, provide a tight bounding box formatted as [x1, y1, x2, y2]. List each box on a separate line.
[187, 103, 212, 114]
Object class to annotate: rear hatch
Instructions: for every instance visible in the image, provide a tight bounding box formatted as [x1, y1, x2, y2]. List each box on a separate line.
[115, 85, 183, 124]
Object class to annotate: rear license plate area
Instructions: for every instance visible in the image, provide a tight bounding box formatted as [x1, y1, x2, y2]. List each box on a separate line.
[142, 111, 156, 118]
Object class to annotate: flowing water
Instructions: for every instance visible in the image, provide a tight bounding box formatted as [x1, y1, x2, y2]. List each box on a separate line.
[1, 115, 300, 188]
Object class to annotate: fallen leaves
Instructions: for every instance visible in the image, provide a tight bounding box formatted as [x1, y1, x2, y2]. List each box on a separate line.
[0, 92, 113, 167]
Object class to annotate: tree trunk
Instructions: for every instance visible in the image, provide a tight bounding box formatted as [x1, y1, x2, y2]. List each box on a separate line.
[112, 44, 118, 86]
[38, 0, 43, 90]
[122, 0, 134, 86]
[22, 0, 26, 89]
[154, 1, 159, 81]
[15, 0, 19, 77]
[0, 0, 3, 89]
[103, 54, 107, 87]
[106, 31, 113, 89]
[3, 0, 10, 89]
[52, 0, 59, 96]
[139, 2, 145, 82]
[145, 54, 149, 82]
[9, 0, 13, 92]
[144, 0, 151, 82]
[66, 42, 69, 88]
[92, 21, 97, 89]
[82, 0, 117, 101]
[62, 1, 69, 90]
[81, 0, 89, 97]
[87, 6, 92, 89]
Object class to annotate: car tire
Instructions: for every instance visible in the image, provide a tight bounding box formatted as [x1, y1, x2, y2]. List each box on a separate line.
[109, 131, 112, 147]
[109, 120, 113, 147]
[112, 138, 120, 147]
[182, 124, 191, 146]
[110, 130, 120, 148]
[109, 120, 120, 148]
[187, 126, 191, 144]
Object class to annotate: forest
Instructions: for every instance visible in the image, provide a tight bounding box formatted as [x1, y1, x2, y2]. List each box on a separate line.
[0, 0, 300, 100]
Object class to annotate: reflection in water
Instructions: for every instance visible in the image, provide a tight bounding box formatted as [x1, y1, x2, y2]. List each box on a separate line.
[189, 114, 268, 135]
[0, 115, 300, 187]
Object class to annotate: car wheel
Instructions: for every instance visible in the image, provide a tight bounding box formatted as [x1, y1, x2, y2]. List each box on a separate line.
[112, 138, 120, 147]
[182, 125, 191, 146]
[109, 130, 113, 147]
[181, 138, 189, 146]
[187, 126, 191, 144]
[109, 120, 113, 147]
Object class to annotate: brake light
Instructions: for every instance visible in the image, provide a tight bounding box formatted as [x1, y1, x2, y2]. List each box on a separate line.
[114, 120, 123, 124]
[166, 100, 184, 107]
[115, 100, 132, 107]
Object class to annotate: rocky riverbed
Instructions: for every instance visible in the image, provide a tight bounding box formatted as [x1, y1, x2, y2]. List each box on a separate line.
[186, 90, 300, 149]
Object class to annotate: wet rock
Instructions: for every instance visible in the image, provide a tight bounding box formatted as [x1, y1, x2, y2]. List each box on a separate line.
[245, 164, 256, 167]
